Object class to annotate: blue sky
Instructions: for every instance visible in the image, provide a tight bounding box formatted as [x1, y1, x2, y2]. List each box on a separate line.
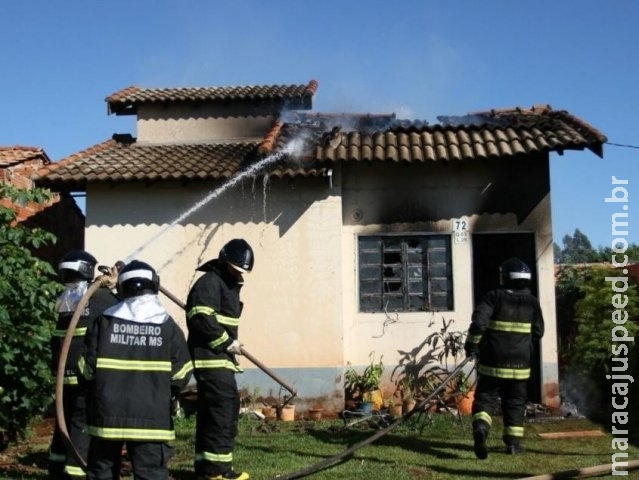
[2, 1, 636, 249]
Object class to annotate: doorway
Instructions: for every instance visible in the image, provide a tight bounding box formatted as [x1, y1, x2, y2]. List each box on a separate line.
[471, 232, 541, 403]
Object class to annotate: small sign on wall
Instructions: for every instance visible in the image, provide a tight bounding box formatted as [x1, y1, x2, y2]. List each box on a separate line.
[453, 216, 469, 244]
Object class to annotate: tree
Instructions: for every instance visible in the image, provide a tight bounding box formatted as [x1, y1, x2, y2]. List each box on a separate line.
[0, 184, 62, 442]
[555, 228, 639, 264]
[598, 243, 639, 264]
[555, 228, 600, 264]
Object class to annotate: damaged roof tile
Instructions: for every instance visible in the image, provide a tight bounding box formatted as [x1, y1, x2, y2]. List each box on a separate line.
[35, 104, 607, 191]
[262, 106, 607, 163]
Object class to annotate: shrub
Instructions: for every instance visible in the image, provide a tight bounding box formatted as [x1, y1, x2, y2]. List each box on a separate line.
[0, 184, 62, 442]
[557, 264, 639, 419]
[570, 265, 639, 374]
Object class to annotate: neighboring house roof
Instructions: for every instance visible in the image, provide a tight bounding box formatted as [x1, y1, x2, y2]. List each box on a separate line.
[34, 98, 607, 192]
[0, 145, 51, 167]
[0, 145, 81, 222]
[107, 80, 319, 115]
[1, 145, 52, 194]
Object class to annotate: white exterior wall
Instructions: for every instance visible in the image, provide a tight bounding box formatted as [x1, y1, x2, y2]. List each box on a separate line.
[136, 104, 277, 143]
[85, 177, 346, 407]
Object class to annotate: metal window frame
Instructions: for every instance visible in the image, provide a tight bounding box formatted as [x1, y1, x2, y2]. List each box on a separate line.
[357, 233, 453, 313]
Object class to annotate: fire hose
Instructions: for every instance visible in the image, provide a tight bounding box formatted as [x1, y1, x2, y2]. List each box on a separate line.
[57, 277, 639, 480]
[517, 460, 639, 479]
[55, 271, 116, 469]
[55, 269, 298, 470]
[275, 355, 475, 480]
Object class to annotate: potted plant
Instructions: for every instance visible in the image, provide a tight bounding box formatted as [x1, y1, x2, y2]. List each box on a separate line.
[391, 317, 469, 410]
[387, 398, 403, 418]
[344, 352, 384, 411]
[453, 371, 476, 415]
[308, 407, 324, 421]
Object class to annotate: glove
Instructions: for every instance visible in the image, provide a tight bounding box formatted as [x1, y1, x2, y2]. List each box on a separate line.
[464, 340, 479, 359]
[102, 265, 119, 289]
[227, 340, 243, 355]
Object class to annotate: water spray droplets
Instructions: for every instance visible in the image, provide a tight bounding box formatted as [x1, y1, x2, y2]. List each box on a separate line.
[123, 150, 287, 263]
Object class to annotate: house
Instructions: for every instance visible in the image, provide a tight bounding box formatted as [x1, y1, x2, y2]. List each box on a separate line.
[1, 145, 84, 267]
[34, 80, 607, 412]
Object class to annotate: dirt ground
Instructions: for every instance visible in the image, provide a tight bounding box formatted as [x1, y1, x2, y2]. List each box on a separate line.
[0, 417, 53, 477]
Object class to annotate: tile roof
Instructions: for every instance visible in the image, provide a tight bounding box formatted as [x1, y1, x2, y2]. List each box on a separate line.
[259, 105, 607, 163]
[34, 134, 324, 191]
[107, 80, 319, 115]
[34, 104, 607, 192]
[0, 146, 51, 167]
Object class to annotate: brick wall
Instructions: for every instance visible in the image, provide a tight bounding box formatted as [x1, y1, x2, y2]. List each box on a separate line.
[1, 147, 85, 267]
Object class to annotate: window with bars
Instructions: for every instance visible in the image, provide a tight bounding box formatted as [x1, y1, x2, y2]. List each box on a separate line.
[358, 235, 453, 313]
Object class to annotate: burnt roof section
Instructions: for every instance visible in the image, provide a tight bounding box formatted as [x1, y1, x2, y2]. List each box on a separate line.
[259, 105, 607, 163]
[35, 105, 607, 192]
[107, 80, 319, 116]
[34, 134, 323, 191]
[0, 145, 51, 167]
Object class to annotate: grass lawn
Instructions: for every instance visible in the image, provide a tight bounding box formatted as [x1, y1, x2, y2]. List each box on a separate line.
[2, 412, 638, 479]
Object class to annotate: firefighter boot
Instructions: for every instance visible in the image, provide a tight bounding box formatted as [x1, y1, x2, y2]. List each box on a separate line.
[199, 471, 250, 480]
[504, 435, 525, 455]
[472, 420, 490, 460]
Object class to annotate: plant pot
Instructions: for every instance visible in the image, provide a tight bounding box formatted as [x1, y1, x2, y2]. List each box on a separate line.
[261, 405, 277, 420]
[402, 399, 416, 414]
[457, 390, 475, 415]
[424, 399, 439, 413]
[308, 408, 323, 421]
[278, 404, 296, 422]
[363, 389, 384, 411]
[356, 401, 374, 414]
[388, 404, 403, 418]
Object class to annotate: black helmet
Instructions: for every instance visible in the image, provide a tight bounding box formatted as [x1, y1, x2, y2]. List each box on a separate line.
[117, 260, 160, 298]
[499, 257, 531, 289]
[58, 250, 97, 283]
[219, 239, 254, 273]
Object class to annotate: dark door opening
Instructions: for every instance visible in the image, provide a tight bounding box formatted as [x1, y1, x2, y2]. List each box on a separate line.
[471, 232, 541, 403]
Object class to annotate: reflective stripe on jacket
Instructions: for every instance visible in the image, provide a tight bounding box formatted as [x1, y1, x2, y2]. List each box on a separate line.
[79, 300, 193, 442]
[51, 286, 119, 385]
[466, 288, 544, 380]
[186, 260, 243, 373]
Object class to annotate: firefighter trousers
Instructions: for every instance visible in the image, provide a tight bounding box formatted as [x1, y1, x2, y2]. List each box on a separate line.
[86, 438, 174, 480]
[49, 385, 90, 479]
[472, 374, 527, 445]
[194, 368, 240, 476]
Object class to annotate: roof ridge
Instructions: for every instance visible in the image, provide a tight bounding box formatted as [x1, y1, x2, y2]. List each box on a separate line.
[0, 145, 45, 152]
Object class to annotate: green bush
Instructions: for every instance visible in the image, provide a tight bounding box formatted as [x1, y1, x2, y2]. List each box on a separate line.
[556, 264, 639, 419]
[0, 184, 62, 441]
[571, 265, 639, 374]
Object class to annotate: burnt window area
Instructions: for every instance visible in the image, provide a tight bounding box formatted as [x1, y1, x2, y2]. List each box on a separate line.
[358, 235, 453, 313]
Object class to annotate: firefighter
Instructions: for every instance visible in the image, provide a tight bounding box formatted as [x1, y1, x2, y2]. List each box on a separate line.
[78, 260, 193, 480]
[464, 257, 545, 459]
[49, 250, 119, 480]
[186, 239, 254, 480]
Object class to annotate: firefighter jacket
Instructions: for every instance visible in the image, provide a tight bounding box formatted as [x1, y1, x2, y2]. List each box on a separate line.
[186, 259, 243, 373]
[78, 294, 193, 442]
[465, 287, 544, 380]
[51, 282, 119, 386]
